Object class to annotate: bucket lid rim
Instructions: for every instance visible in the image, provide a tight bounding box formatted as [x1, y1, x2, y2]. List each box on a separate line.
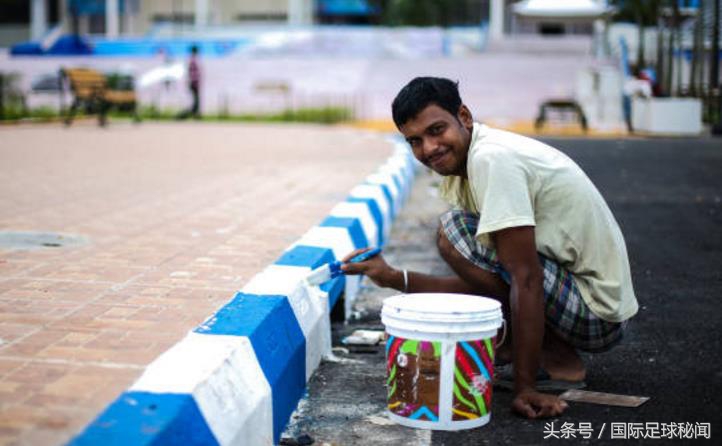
[382, 293, 502, 315]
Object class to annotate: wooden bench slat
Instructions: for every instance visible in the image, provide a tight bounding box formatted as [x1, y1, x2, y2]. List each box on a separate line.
[62, 67, 139, 126]
[103, 90, 136, 104]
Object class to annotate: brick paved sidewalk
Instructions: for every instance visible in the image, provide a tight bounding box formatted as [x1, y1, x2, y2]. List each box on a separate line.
[0, 122, 392, 446]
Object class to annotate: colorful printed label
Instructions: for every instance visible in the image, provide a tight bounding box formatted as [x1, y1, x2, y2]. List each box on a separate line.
[452, 338, 496, 421]
[386, 336, 441, 421]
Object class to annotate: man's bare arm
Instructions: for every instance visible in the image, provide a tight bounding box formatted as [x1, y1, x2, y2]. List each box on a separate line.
[340, 248, 477, 294]
[493, 226, 568, 418]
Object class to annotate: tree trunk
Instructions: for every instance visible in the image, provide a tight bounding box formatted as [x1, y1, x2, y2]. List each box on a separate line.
[657, 15, 665, 95]
[635, 1, 646, 69]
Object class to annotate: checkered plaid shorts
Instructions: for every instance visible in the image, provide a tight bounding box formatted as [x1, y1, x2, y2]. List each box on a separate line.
[440, 210, 625, 352]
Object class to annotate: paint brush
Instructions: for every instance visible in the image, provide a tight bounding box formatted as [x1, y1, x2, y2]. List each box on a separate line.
[304, 248, 382, 286]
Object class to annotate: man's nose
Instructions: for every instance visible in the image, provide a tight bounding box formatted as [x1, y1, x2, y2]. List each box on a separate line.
[422, 137, 439, 157]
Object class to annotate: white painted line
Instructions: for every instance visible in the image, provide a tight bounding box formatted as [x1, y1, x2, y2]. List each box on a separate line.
[131, 333, 274, 446]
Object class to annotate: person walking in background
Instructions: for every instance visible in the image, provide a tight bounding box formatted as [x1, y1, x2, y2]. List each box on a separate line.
[177, 45, 201, 119]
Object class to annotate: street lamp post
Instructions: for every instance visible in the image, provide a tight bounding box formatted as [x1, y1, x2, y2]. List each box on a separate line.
[712, 0, 721, 133]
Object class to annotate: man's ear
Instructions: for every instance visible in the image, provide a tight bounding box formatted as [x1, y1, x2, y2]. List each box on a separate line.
[457, 104, 473, 129]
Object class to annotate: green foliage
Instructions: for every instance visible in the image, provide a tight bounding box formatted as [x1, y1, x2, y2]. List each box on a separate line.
[1, 101, 352, 125]
[105, 73, 135, 91]
[0, 106, 57, 121]
[126, 106, 354, 124]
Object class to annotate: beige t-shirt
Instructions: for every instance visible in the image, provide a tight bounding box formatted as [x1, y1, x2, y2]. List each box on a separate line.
[440, 123, 638, 322]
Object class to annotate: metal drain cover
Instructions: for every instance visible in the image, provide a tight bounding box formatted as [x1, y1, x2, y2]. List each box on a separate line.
[0, 231, 88, 250]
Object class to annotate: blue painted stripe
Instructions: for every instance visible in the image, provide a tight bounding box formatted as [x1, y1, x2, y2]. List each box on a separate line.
[385, 335, 395, 356]
[274, 245, 345, 307]
[68, 392, 218, 446]
[346, 197, 384, 247]
[460, 341, 491, 381]
[320, 216, 368, 249]
[362, 181, 394, 220]
[409, 406, 439, 422]
[275, 245, 335, 269]
[322, 276, 345, 308]
[194, 293, 305, 444]
[374, 182, 395, 219]
[389, 172, 403, 197]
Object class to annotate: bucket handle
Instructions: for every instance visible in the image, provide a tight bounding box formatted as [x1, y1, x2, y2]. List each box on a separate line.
[495, 319, 507, 349]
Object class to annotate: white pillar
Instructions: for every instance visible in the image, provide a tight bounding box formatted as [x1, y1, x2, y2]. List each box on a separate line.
[106, 0, 119, 38]
[58, 0, 69, 33]
[489, 0, 505, 41]
[195, 0, 209, 28]
[288, 0, 313, 25]
[31, 0, 48, 40]
[79, 14, 90, 35]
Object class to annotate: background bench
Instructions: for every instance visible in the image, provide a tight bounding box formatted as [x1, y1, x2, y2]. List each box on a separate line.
[534, 99, 588, 132]
[61, 68, 140, 126]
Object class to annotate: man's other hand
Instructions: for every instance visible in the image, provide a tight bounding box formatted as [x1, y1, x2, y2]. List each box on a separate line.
[512, 390, 569, 419]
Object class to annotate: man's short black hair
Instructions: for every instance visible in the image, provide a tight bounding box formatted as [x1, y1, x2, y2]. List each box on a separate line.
[392, 77, 462, 129]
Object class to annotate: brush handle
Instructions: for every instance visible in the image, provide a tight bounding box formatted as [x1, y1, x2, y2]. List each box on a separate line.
[347, 247, 382, 264]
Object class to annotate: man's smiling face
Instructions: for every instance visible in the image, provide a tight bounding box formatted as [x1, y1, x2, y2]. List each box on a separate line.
[399, 103, 473, 177]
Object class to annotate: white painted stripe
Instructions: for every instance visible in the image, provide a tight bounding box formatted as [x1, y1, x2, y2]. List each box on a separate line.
[350, 184, 392, 244]
[292, 226, 355, 262]
[344, 274, 361, 318]
[131, 333, 273, 446]
[388, 154, 414, 182]
[329, 202, 378, 250]
[288, 226, 369, 315]
[242, 265, 331, 380]
[242, 264, 310, 296]
[380, 163, 409, 202]
[367, 172, 400, 216]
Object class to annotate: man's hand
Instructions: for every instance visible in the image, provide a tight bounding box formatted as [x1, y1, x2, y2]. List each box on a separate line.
[340, 248, 399, 288]
[338, 248, 483, 294]
[512, 390, 569, 419]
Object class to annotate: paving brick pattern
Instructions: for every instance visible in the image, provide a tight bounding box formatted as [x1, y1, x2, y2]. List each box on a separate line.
[0, 122, 392, 445]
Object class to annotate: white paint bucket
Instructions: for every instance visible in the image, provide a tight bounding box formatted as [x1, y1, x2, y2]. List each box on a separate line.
[381, 293, 504, 430]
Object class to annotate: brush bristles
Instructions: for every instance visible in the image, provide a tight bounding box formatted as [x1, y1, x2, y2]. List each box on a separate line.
[305, 264, 332, 286]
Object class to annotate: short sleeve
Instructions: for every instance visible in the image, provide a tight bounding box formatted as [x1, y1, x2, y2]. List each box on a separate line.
[468, 146, 536, 246]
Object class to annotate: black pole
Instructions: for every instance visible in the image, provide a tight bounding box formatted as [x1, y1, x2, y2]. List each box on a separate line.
[712, 0, 720, 90]
[0, 74, 5, 120]
[713, 0, 721, 133]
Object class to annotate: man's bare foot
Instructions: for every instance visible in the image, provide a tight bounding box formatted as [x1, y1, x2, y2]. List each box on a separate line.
[541, 354, 586, 382]
[541, 331, 586, 382]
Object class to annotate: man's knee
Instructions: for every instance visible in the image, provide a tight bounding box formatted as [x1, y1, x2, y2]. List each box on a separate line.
[437, 225, 459, 263]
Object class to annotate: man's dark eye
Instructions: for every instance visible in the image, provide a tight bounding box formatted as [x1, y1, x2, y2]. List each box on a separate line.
[429, 125, 443, 135]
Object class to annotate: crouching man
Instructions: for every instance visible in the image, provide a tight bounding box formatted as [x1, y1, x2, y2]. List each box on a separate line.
[342, 77, 638, 419]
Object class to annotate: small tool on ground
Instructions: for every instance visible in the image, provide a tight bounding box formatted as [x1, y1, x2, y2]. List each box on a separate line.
[559, 389, 650, 407]
[341, 330, 385, 346]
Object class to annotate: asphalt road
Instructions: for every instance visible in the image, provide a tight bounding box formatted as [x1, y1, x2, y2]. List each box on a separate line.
[285, 136, 722, 445]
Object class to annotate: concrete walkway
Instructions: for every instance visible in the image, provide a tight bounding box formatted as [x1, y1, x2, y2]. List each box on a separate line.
[0, 121, 392, 445]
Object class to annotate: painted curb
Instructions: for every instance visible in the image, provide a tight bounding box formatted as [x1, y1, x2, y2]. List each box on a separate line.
[68, 137, 419, 445]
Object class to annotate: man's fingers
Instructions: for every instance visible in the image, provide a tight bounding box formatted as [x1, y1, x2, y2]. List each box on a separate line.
[537, 403, 556, 418]
[513, 393, 568, 419]
[341, 262, 366, 275]
[341, 248, 372, 263]
[512, 397, 537, 419]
